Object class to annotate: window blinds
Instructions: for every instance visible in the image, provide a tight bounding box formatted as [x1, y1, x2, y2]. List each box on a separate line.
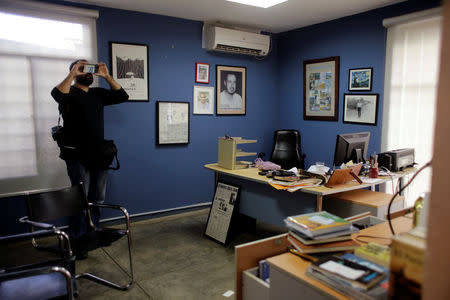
[382, 10, 442, 206]
[0, 2, 98, 197]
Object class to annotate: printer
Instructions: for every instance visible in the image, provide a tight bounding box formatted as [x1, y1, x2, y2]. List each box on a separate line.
[378, 148, 415, 172]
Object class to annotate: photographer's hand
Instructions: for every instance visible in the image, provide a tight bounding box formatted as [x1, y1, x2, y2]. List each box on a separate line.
[96, 62, 121, 90]
[56, 61, 87, 93]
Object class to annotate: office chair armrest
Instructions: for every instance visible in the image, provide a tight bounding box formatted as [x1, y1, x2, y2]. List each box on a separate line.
[89, 203, 131, 231]
[19, 216, 55, 230]
[0, 228, 73, 257]
[89, 203, 129, 218]
[0, 229, 57, 243]
[0, 266, 74, 300]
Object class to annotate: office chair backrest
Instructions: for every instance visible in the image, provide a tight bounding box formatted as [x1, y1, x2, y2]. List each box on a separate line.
[270, 130, 305, 170]
[27, 184, 88, 223]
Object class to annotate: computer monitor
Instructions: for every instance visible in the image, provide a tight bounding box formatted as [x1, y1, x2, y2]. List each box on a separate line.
[333, 132, 370, 166]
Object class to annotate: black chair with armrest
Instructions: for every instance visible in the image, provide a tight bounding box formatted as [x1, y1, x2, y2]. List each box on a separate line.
[0, 229, 75, 300]
[20, 183, 134, 291]
[270, 130, 306, 170]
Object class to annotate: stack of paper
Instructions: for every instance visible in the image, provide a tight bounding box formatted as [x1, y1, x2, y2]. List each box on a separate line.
[284, 211, 359, 254]
[268, 178, 322, 192]
[306, 254, 389, 300]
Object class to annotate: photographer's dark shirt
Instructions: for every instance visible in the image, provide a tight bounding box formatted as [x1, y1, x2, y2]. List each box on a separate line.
[51, 86, 128, 153]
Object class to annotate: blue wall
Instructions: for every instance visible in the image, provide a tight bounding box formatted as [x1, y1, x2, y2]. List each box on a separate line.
[95, 7, 279, 217]
[277, 0, 441, 168]
[1, 0, 440, 234]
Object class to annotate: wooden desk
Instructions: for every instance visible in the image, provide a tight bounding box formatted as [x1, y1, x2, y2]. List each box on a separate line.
[236, 216, 412, 300]
[205, 163, 414, 219]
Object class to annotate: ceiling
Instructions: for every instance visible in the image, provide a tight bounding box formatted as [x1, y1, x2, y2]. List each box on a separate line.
[66, 0, 406, 33]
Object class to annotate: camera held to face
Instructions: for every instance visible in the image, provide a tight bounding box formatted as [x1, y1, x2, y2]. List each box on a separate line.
[82, 64, 99, 74]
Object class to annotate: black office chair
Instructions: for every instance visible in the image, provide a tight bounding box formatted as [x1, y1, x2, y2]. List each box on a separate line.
[0, 229, 75, 300]
[270, 130, 306, 170]
[20, 183, 134, 291]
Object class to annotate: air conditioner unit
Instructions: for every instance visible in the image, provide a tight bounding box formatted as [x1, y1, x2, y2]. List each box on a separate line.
[203, 25, 271, 57]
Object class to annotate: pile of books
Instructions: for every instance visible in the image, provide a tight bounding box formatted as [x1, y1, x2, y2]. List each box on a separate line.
[284, 211, 395, 299]
[284, 211, 359, 254]
[306, 253, 389, 300]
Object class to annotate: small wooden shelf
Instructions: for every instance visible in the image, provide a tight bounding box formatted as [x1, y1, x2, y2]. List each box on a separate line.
[218, 137, 257, 170]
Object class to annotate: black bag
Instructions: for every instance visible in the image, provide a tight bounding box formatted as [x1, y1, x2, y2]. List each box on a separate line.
[100, 140, 120, 170]
[51, 115, 64, 144]
[51, 115, 79, 161]
[51, 115, 120, 170]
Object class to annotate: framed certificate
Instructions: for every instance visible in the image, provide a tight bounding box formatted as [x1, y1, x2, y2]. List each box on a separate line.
[156, 101, 190, 145]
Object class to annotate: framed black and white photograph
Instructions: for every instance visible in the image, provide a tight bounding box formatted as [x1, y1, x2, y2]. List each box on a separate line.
[157, 101, 190, 145]
[110, 42, 149, 101]
[303, 56, 339, 121]
[343, 93, 379, 125]
[349, 68, 373, 91]
[204, 182, 240, 245]
[195, 62, 210, 84]
[193, 86, 214, 115]
[216, 65, 246, 115]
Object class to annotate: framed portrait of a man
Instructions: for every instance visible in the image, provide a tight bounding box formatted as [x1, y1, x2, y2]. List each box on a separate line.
[193, 86, 214, 115]
[216, 65, 246, 115]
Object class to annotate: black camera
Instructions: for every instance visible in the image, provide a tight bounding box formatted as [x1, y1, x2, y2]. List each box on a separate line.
[51, 125, 64, 142]
[83, 64, 99, 74]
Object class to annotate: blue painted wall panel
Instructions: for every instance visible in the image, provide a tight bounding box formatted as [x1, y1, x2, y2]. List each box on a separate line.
[90, 7, 279, 216]
[276, 0, 440, 168]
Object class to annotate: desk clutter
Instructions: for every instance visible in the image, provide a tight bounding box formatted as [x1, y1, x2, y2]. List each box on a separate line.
[258, 168, 326, 192]
[244, 211, 425, 300]
[254, 158, 380, 191]
[287, 211, 391, 300]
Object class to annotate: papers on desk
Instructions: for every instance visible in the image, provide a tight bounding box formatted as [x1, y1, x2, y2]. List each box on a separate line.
[268, 178, 322, 192]
[360, 178, 384, 184]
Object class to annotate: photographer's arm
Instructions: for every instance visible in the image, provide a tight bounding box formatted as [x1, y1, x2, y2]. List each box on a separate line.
[96, 62, 121, 90]
[55, 61, 86, 94]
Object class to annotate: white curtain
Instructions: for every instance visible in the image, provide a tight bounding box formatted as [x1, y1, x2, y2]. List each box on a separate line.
[0, 1, 98, 196]
[382, 10, 442, 206]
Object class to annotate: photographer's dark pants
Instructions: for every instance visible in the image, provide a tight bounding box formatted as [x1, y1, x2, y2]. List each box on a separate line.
[65, 160, 108, 238]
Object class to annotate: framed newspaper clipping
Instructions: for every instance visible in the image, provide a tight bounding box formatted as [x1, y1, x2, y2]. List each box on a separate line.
[204, 182, 240, 245]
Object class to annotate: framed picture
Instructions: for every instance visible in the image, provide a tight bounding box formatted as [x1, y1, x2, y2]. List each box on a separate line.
[156, 101, 190, 145]
[110, 42, 149, 101]
[195, 62, 210, 84]
[343, 93, 379, 125]
[216, 65, 246, 115]
[204, 182, 240, 245]
[349, 68, 373, 91]
[303, 56, 339, 121]
[193, 86, 214, 115]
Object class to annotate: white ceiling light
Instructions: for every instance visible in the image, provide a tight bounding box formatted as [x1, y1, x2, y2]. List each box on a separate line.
[225, 0, 288, 9]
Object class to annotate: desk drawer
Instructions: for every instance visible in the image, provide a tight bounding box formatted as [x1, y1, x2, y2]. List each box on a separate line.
[242, 267, 269, 300]
[235, 234, 289, 300]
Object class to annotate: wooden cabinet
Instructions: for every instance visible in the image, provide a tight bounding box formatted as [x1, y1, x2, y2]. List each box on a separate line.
[236, 235, 345, 300]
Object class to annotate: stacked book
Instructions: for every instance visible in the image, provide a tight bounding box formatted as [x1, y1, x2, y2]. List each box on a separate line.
[306, 253, 390, 300]
[284, 211, 359, 254]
